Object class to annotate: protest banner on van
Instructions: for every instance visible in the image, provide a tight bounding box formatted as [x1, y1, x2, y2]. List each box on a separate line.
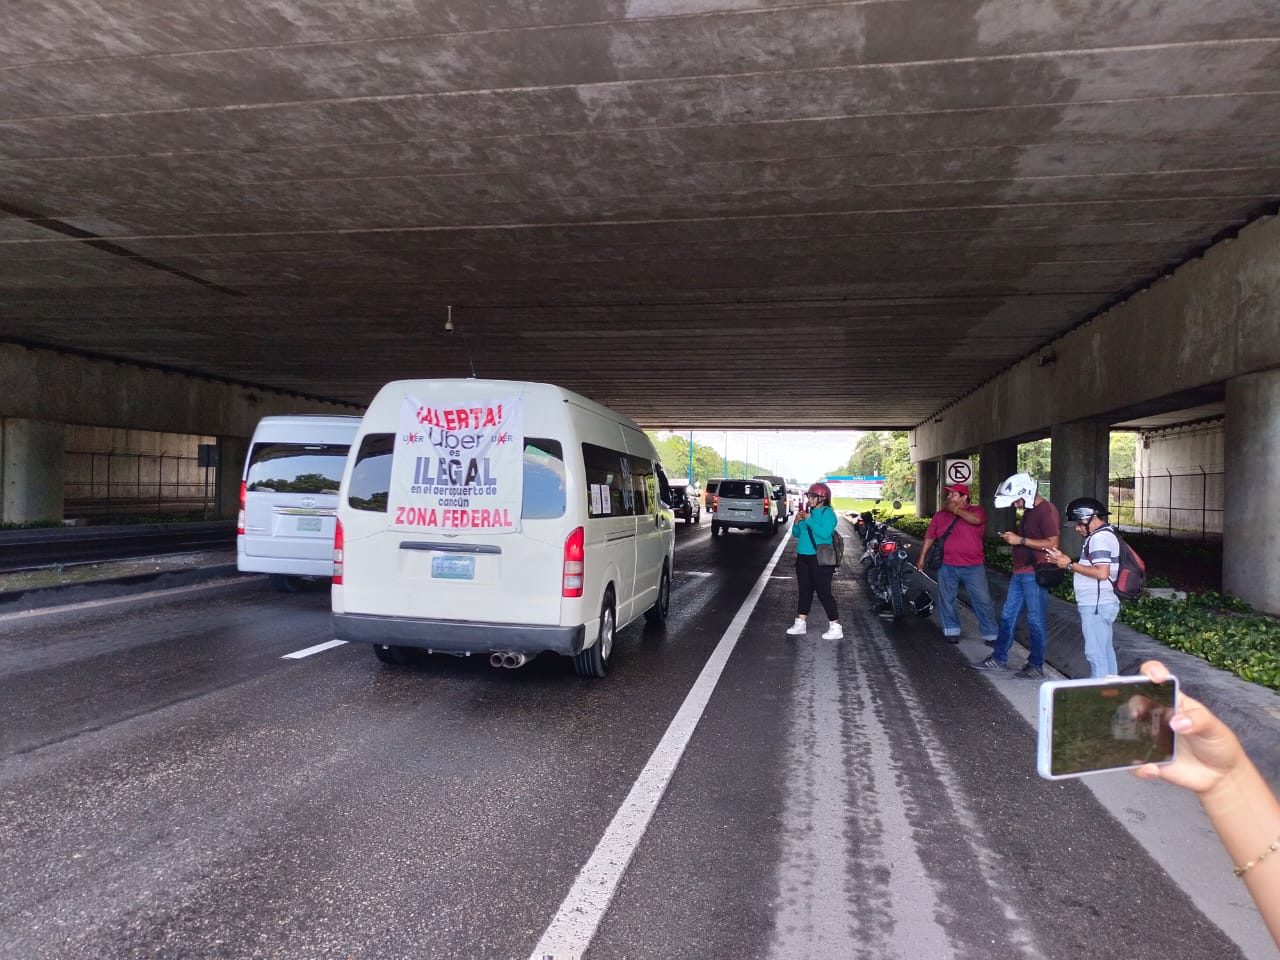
[388, 394, 524, 533]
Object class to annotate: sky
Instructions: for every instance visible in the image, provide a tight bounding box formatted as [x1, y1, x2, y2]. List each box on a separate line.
[659, 430, 866, 485]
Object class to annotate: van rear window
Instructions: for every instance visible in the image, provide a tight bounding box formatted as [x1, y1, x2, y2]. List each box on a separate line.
[345, 434, 566, 519]
[246, 442, 349, 494]
[718, 480, 766, 499]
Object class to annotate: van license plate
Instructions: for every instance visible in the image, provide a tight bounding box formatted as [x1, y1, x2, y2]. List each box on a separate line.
[432, 555, 475, 580]
[297, 516, 322, 532]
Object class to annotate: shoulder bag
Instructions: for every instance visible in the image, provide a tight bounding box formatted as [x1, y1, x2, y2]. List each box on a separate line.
[924, 514, 961, 573]
[803, 511, 839, 568]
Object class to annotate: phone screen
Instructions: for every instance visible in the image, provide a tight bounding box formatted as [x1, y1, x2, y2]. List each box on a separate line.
[1037, 677, 1177, 780]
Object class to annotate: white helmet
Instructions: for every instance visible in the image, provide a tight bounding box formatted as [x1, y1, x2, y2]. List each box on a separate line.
[994, 472, 1038, 509]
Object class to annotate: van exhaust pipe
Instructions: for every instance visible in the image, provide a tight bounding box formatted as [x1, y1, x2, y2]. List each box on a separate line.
[489, 651, 531, 669]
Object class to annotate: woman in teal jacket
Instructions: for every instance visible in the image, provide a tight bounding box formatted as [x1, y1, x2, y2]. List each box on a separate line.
[787, 482, 843, 640]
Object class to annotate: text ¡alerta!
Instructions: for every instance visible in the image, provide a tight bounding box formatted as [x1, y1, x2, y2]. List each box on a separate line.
[394, 507, 513, 528]
[415, 404, 504, 431]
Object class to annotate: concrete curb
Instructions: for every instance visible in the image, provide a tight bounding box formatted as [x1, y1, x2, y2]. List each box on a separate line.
[0, 564, 248, 614]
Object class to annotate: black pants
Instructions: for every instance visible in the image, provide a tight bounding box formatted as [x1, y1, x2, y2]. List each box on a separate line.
[795, 553, 838, 621]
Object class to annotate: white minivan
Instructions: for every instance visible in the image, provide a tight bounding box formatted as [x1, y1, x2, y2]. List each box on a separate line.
[237, 415, 362, 591]
[332, 379, 675, 677]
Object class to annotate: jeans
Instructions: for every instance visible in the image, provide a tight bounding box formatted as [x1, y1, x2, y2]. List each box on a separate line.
[936, 563, 999, 640]
[1079, 601, 1120, 677]
[992, 572, 1048, 666]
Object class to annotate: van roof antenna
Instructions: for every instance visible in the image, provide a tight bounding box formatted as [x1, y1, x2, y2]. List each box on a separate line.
[445, 304, 477, 378]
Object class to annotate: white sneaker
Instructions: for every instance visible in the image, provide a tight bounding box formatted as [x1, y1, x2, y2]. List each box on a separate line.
[821, 623, 844, 640]
[785, 618, 808, 636]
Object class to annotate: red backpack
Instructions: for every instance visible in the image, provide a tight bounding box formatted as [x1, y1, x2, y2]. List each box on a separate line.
[1086, 525, 1147, 601]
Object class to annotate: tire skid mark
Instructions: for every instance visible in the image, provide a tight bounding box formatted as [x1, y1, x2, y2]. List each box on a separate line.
[851, 595, 1049, 960]
[767, 632, 862, 959]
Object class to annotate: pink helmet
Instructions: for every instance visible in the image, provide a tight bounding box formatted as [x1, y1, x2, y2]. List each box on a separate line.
[806, 482, 831, 501]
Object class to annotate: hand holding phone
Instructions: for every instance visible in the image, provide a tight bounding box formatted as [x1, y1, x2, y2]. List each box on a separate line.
[1037, 675, 1178, 780]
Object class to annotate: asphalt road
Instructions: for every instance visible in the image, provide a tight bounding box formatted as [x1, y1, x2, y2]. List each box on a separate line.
[0, 519, 1270, 960]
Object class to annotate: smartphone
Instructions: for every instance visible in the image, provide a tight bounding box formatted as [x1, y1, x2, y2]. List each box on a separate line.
[1036, 675, 1178, 780]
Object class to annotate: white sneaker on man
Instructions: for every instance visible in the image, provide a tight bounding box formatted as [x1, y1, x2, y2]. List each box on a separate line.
[785, 618, 808, 636]
[821, 623, 844, 640]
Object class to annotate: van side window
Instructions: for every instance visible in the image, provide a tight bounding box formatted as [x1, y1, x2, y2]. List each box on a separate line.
[246, 442, 350, 494]
[522, 439, 566, 520]
[347, 433, 394, 512]
[347, 434, 567, 519]
[582, 443, 632, 518]
[629, 458, 653, 515]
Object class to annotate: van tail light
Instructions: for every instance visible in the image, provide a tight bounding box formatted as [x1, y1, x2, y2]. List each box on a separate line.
[333, 519, 345, 584]
[563, 526, 585, 598]
[763, 496, 771, 515]
[712, 494, 719, 513]
[236, 481, 246, 535]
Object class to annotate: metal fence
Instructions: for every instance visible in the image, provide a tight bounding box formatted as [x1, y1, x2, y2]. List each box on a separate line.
[64, 450, 218, 520]
[1109, 468, 1223, 540]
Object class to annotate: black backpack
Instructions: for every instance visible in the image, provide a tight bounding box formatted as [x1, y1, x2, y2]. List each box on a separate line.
[1086, 525, 1147, 601]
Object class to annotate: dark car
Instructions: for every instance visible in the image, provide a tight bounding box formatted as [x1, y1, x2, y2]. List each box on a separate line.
[668, 481, 702, 524]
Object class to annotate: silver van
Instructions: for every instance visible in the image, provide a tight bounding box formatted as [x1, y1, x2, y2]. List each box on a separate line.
[753, 474, 790, 522]
[710, 478, 777, 536]
[237, 415, 362, 591]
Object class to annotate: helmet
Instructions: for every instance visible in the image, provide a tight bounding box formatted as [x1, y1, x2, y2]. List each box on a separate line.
[806, 482, 831, 501]
[908, 590, 935, 617]
[993, 472, 1038, 509]
[1063, 497, 1108, 525]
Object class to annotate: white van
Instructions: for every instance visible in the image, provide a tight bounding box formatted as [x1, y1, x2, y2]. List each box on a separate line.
[237, 415, 362, 591]
[331, 379, 675, 678]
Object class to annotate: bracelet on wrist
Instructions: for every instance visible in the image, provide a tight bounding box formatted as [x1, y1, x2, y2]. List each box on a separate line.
[1235, 835, 1280, 877]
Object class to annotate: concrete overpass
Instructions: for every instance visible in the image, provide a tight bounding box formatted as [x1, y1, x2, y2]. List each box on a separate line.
[2, 1, 1279, 609]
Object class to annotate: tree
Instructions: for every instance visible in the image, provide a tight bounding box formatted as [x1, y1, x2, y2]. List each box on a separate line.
[1017, 439, 1052, 480]
[1109, 431, 1137, 479]
[841, 432, 890, 477]
[882, 432, 915, 501]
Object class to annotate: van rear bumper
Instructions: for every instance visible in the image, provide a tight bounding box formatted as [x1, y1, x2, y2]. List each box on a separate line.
[332, 613, 587, 656]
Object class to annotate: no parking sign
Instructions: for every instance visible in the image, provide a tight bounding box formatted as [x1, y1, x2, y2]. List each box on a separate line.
[945, 459, 974, 487]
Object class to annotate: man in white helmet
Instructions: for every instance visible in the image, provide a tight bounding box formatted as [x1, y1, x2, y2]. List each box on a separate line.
[973, 473, 1060, 679]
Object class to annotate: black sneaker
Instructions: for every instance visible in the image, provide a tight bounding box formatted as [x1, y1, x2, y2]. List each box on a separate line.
[1013, 664, 1045, 680]
[971, 656, 1009, 671]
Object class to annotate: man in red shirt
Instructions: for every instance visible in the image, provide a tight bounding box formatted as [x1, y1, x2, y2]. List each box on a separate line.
[916, 483, 998, 644]
[974, 473, 1061, 678]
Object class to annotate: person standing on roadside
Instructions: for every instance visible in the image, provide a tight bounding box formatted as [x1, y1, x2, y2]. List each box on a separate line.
[973, 473, 1060, 679]
[786, 482, 843, 640]
[916, 483, 998, 644]
[1044, 497, 1120, 677]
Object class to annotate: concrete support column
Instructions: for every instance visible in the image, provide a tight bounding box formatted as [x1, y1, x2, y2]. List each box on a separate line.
[2, 418, 65, 523]
[915, 460, 939, 517]
[1050, 420, 1110, 554]
[1224, 370, 1280, 615]
[216, 436, 250, 521]
[979, 440, 1018, 536]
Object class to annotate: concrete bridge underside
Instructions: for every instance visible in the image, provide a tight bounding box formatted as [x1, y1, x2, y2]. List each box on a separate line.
[1, 1, 1279, 609]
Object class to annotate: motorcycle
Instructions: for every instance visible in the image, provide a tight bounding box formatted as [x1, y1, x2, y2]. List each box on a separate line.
[860, 517, 916, 620]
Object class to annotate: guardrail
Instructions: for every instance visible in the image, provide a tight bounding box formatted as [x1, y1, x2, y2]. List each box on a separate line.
[0, 521, 235, 572]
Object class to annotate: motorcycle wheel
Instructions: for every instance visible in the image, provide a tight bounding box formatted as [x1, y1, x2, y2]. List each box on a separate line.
[888, 565, 905, 620]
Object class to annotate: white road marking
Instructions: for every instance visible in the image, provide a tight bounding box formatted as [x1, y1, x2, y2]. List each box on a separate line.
[282, 639, 347, 659]
[0, 577, 253, 623]
[528, 530, 793, 960]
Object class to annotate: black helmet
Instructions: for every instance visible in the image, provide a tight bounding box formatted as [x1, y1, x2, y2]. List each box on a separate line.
[1063, 497, 1108, 525]
[908, 590, 935, 617]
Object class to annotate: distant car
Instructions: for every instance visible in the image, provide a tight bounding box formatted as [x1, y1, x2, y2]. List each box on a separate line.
[703, 478, 721, 511]
[667, 479, 702, 524]
[710, 478, 778, 536]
